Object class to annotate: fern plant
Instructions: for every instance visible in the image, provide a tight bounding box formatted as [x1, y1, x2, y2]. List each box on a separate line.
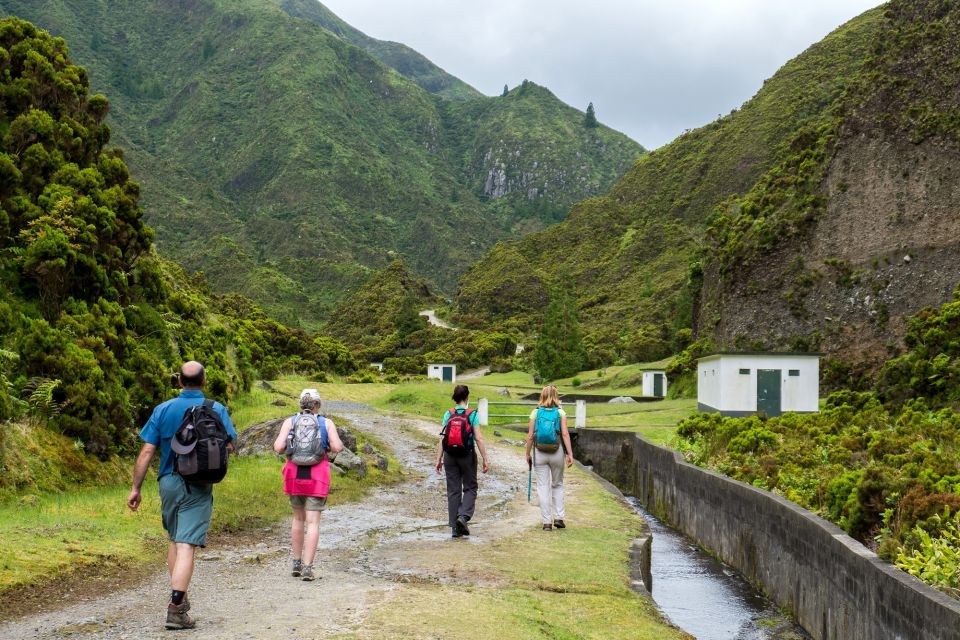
[21, 377, 62, 425]
[896, 511, 960, 600]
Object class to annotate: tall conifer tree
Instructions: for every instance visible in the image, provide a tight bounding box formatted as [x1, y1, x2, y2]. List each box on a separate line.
[534, 284, 586, 381]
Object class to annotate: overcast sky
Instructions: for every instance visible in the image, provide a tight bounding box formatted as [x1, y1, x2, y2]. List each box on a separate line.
[320, 0, 883, 149]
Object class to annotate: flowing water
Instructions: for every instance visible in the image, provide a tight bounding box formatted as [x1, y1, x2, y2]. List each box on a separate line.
[626, 498, 811, 640]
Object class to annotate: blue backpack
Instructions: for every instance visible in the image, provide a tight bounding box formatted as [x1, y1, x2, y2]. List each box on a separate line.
[534, 407, 561, 453]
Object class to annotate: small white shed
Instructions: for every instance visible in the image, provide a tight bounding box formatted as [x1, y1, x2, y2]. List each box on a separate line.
[369, 362, 384, 372]
[640, 370, 668, 398]
[427, 363, 457, 383]
[697, 352, 821, 417]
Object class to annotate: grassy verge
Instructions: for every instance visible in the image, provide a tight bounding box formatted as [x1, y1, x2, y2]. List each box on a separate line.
[0, 381, 405, 610]
[581, 398, 697, 446]
[0, 450, 402, 598]
[348, 466, 691, 639]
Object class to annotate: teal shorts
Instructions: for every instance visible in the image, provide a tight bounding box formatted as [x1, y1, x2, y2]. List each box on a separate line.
[159, 474, 214, 547]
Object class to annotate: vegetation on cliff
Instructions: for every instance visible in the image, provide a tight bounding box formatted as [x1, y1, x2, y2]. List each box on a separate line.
[0, 18, 354, 468]
[453, 7, 883, 362]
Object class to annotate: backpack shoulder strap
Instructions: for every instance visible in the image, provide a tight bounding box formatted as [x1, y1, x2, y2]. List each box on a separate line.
[316, 415, 329, 451]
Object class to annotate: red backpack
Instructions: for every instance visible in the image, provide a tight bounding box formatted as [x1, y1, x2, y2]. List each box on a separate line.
[442, 408, 474, 457]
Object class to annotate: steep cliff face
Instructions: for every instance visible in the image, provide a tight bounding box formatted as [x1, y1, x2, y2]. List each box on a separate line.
[699, 0, 960, 372]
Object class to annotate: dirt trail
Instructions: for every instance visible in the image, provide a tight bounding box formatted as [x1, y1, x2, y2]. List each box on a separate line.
[0, 410, 530, 640]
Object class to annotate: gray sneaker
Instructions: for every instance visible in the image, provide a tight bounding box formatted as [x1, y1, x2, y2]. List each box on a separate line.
[292, 559, 303, 577]
[301, 565, 316, 581]
[165, 602, 195, 630]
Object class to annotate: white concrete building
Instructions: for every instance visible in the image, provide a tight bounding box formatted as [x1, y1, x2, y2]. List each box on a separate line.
[640, 370, 668, 398]
[697, 353, 821, 417]
[427, 363, 457, 383]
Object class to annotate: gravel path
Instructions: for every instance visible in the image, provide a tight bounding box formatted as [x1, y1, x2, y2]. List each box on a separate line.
[0, 411, 528, 640]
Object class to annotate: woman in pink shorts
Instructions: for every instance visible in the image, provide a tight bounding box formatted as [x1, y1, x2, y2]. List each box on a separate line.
[273, 389, 343, 581]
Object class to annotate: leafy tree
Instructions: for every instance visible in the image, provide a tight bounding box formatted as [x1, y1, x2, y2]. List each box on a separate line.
[584, 102, 598, 128]
[534, 284, 586, 381]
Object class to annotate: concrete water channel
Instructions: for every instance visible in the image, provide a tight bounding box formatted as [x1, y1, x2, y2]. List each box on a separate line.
[626, 498, 811, 640]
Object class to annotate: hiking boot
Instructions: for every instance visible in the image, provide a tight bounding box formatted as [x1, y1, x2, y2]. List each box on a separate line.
[456, 515, 470, 536]
[292, 558, 303, 577]
[452, 527, 463, 538]
[165, 602, 195, 630]
[301, 565, 316, 581]
[553, 519, 566, 529]
[542, 523, 553, 531]
[182, 593, 190, 612]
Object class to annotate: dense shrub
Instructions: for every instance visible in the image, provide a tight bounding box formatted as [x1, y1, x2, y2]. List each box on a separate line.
[677, 392, 960, 566]
[0, 19, 357, 456]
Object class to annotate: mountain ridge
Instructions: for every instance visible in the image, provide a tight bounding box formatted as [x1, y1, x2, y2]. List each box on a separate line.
[0, 0, 644, 328]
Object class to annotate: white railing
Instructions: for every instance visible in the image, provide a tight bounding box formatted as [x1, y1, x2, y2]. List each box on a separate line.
[478, 397, 586, 428]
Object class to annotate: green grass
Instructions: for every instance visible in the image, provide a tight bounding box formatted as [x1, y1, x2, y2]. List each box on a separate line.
[355, 465, 689, 639]
[583, 399, 697, 446]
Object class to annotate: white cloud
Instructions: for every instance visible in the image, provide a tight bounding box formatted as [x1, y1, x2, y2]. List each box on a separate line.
[319, 0, 883, 148]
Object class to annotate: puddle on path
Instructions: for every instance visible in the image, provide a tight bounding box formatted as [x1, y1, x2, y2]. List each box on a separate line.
[626, 498, 811, 640]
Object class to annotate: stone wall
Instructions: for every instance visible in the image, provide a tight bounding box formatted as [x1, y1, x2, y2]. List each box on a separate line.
[573, 429, 960, 640]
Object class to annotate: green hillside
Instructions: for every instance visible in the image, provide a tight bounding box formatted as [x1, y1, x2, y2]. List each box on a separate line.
[0, 17, 354, 464]
[0, 0, 644, 329]
[277, 0, 482, 101]
[455, 7, 884, 364]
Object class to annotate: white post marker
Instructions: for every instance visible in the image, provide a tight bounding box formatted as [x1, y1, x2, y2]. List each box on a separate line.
[575, 400, 586, 428]
[478, 397, 489, 426]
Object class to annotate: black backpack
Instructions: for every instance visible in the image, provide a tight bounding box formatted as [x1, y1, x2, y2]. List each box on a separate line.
[172, 399, 230, 484]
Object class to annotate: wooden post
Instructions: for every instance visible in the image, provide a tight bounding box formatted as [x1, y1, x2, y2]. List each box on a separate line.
[575, 400, 586, 428]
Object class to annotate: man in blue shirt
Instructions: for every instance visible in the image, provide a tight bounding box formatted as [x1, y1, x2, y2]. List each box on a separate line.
[126, 361, 237, 630]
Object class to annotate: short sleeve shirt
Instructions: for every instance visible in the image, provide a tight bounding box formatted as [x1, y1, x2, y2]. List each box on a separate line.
[139, 390, 237, 479]
[442, 406, 479, 429]
[529, 407, 567, 421]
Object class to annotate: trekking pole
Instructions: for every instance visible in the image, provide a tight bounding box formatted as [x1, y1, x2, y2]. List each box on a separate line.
[527, 457, 532, 503]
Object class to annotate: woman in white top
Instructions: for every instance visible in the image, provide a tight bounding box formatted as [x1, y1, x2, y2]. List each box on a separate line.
[524, 385, 574, 530]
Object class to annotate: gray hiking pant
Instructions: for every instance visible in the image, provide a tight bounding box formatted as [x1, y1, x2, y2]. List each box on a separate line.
[444, 450, 478, 527]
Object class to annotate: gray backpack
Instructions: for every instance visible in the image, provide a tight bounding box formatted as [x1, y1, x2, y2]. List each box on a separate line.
[285, 413, 329, 465]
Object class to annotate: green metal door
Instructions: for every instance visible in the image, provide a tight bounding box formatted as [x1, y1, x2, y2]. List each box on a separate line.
[442, 366, 453, 382]
[653, 373, 664, 397]
[757, 369, 782, 417]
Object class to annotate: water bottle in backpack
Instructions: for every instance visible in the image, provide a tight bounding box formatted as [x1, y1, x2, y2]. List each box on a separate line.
[286, 413, 329, 465]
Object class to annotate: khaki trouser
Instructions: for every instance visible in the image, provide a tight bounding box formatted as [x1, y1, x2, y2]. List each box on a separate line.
[533, 447, 565, 524]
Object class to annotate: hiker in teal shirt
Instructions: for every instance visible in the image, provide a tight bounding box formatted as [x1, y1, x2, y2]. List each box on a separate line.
[435, 384, 490, 538]
[127, 361, 236, 631]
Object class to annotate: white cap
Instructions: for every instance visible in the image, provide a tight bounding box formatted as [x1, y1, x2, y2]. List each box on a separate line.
[300, 388, 321, 402]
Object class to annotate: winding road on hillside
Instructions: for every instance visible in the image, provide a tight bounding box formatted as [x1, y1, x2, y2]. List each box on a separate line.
[418, 309, 456, 330]
[0, 409, 531, 640]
